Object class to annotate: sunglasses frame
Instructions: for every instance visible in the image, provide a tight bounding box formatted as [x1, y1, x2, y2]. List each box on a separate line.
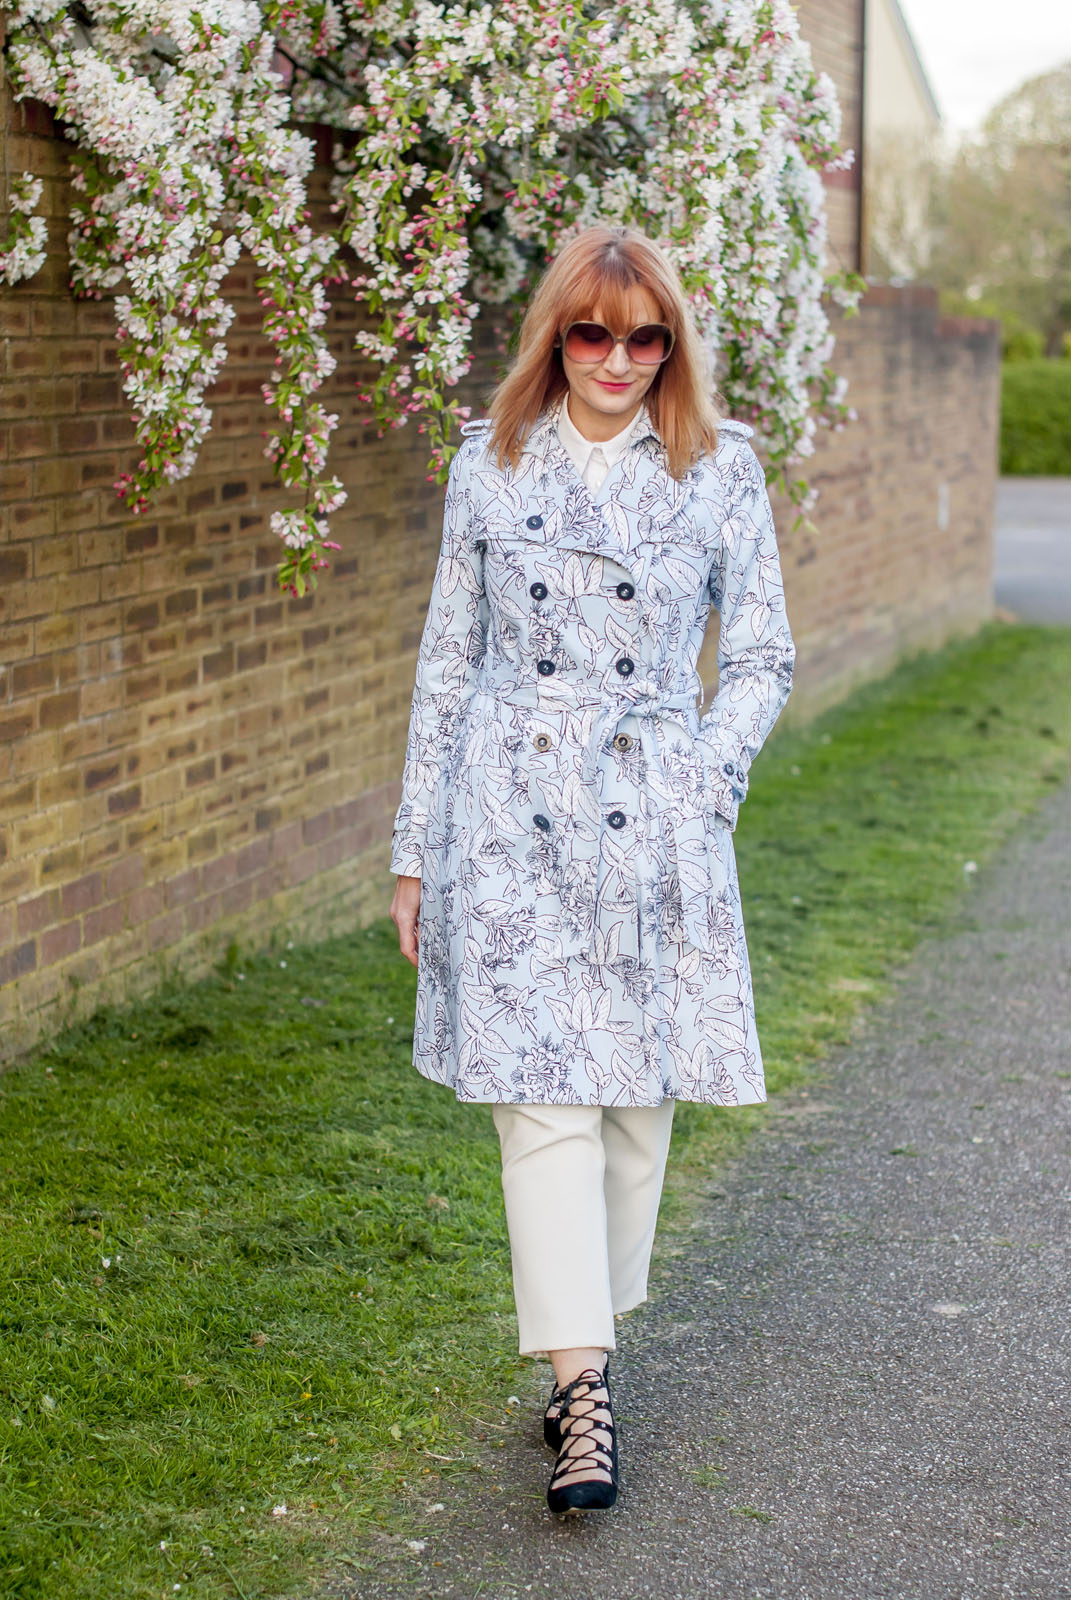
[558, 319, 676, 367]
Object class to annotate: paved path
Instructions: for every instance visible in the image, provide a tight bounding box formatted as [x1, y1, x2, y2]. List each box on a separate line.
[345, 785, 1071, 1600]
[995, 477, 1071, 624]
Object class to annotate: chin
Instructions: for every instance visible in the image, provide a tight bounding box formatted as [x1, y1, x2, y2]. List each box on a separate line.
[588, 387, 637, 407]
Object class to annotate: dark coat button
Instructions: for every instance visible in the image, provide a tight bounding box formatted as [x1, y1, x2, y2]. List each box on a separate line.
[533, 813, 551, 831]
[526, 514, 544, 529]
[607, 810, 627, 829]
[529, 581, 548, 600]
[536, 659, 556, 676]
[613, 733, 634, 752]
[616, 581, 635, 600]
[615, 657, 635, 676]
[723, 762, 735, 775]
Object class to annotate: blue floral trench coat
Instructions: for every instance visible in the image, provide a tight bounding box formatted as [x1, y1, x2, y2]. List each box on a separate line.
[390, 405, 795, 1107]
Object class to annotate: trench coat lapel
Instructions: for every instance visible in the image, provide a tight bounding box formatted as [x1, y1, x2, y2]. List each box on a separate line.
[515, 405, 666, 574]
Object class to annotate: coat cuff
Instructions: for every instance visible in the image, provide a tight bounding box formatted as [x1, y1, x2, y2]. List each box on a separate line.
[390, 830, 424, 878]
[695, 737, 747, 830]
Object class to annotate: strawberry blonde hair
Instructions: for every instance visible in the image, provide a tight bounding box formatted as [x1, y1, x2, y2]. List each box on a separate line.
[487, 225, 721, 480]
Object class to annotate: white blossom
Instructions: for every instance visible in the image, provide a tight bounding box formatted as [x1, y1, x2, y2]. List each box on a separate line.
[0, 0, 859, 597]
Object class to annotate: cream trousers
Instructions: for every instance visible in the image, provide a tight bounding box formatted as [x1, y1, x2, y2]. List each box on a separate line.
[491, 1100, 676, 1356]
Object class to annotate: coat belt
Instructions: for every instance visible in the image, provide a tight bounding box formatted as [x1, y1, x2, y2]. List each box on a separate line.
[474, 671, 720, 957]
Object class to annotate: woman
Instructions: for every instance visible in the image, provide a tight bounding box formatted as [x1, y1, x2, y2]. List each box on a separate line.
[389, 225, 794, 1515]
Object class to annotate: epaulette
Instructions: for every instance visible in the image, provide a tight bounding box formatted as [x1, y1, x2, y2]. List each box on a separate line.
[459, 417, 493, 437]
[716, 418, 755, 440]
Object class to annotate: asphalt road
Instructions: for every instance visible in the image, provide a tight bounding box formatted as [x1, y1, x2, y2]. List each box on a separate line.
[995, 477, 1071, 624]
[340, 782, 1071, 1600]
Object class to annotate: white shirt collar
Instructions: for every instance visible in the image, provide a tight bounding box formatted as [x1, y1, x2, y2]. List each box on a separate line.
[555, 396, 649, 478]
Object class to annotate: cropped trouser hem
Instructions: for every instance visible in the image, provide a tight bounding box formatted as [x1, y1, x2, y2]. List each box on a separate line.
[491, 1100, 676, 1357]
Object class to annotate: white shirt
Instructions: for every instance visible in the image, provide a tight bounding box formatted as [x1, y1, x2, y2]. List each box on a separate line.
[556, 398, 648, 493]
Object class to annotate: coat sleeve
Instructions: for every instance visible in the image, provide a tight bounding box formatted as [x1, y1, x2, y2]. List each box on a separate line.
[696, 440, 795, 830]
[390, 442, 489, 877]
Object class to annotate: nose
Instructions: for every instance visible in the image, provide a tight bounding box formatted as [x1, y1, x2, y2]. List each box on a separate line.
[603, 341, 632, 378]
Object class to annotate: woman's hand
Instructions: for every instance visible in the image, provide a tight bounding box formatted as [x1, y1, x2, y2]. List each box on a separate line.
[390, 874, 422, 968]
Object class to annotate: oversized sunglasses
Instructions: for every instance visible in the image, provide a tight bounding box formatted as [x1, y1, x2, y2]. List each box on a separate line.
[558, 320, 676, 366]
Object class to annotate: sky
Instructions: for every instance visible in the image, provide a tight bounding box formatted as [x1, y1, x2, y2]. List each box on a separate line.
[895, 0, 1071, 133]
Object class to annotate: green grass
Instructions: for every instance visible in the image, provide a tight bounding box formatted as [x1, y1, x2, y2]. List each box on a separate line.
[2, 621, 1070, 1600]
[1000, 358, 1071, 474]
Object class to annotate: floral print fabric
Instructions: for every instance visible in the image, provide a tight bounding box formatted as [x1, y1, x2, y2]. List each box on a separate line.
[391, 408, 795, 1106]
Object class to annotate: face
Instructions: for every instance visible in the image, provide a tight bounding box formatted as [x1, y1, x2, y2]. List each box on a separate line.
[560, 285, 667, 438]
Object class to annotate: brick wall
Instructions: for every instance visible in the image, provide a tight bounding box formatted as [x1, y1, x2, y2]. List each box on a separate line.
[0, 12, 998, 1059]
[0, 78, 447, 1054]
[761, 288, 999, 714]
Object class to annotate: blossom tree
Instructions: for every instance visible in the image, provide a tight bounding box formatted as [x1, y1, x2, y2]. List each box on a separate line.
[0, 0, 862, 597]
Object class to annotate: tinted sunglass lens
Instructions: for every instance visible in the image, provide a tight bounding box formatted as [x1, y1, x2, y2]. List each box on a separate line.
[626, 324, 671, 363]
[564, 322, 614, 361]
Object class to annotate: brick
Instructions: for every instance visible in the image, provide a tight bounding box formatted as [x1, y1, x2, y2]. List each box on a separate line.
[12, 656, 56, 696]
[0, 856, 36, 902]
[0, 462, 33, 500]
[251, 863, 287, 902]
[203, 643, 235, 680]
[165, 589, 198, 619]
[286, 848, 318, 887]
[302, 810, 333, 847]
[125, 669, 162, 704]
[165, 868, 201, 908]
[107, 785, 142, 817]
[271, 820, 303, 859]
[34, 688, 81, 739]
[13, 809, 66, 856]
[147, 908, 185, 952]
[124, 524, 160, 555]
[236, 838, 270, 879]
[34, 614, 79, 654]
[10, 419, 54, 458]
[221, 878, 254, 918]
[106, 855, 144, 898]
[60, 871, 103, 917]
[127, 884, 165, 924]
[0, 708, 35, 742]
[0, 940, 37, 985]
[0, 547, 30, 583]
[84, 901, 124, 946]
[77, 375, 122, 410]
[185, 892, 221, 933]
[17, 888, 62, 936]
[187, 827, 219, 863]
[185, 758, 216, 787]
[41, 921, 81, 964]
[205, 851, 239, 891]
[85, 761, 121, 793]
[123, 600, 160, 632]
[12, 730, 59, 778]
[56, 418, 100, 453]
[76, 527, 123, 568]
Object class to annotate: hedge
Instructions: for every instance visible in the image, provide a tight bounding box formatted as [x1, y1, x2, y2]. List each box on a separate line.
[1000, 359, 1071, 475]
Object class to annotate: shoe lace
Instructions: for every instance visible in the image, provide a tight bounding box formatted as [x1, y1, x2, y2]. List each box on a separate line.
[548, 1367, 615, 1489]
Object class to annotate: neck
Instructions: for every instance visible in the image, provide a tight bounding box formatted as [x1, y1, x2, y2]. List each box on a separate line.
[565, 392, 643, 444]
